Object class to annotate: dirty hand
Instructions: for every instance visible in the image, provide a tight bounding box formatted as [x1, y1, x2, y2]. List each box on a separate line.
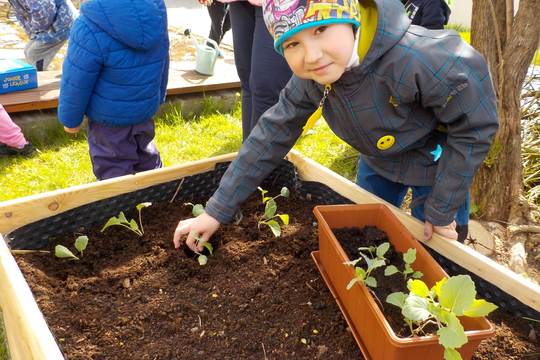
[424, 220, 458, 241]
[64, 126, 80, 133]
[173, 212, 220, 252]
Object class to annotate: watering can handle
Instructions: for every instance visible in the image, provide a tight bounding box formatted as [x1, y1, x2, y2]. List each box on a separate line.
[202, 38, 219, 57]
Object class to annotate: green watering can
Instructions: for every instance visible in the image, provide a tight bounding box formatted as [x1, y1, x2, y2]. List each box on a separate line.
[184, 28, 219, 76]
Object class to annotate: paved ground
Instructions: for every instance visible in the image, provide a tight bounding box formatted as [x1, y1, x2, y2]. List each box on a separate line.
[0, 0, 234, 65]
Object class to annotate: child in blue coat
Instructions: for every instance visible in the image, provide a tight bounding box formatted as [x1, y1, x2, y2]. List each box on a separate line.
[58, 0, 169, 180]
[173, 0, 498, 251]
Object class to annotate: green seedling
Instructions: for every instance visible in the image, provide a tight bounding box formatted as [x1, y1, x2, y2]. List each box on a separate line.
[384, 248, 424, 280]
[257, 186, 290, 237]
[185, 202, 206, 217]
[183, 203, 213, 265]
[55, 235, 89, 260]
[193, 233, 213, 265]
[344, 242, 391, 288]
[101, 202, 152, 236]
[386, 274, 498, 360]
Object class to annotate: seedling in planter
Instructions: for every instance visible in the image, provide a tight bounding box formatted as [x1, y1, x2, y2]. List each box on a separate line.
[193, 233, 213, 265]
[384, 248, 424, 280]
[344, 242, 391, 288]
[257, 186, 290, 237]
[55, 235, 89, 260]
[386, 274, 498, 360]
[101, 202, 152, 236]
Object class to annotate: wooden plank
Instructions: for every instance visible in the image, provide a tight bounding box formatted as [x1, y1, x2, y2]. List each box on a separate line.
[0, 60, 240, 113]
[0, 233, 64, 360]
[0, 152, 237, 236]
[286, 150, 540, 314]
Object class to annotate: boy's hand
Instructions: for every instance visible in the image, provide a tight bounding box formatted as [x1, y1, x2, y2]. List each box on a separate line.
[424, 220, 458, 241]
[64, 126, 80, 133]
[174, 212, 220, 251]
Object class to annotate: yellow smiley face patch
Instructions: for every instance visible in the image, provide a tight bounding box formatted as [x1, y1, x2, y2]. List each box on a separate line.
[377, 135, 395, 150]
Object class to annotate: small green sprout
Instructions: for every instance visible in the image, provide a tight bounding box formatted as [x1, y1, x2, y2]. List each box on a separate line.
[55, 235, 89, 260]
[257, 186, 290, 237]
[101, 202, 152, 236]
[386, 275, 498, 360]
[184, 203, 213, 265]
[384, 248, 424, 280]
[185, 202, 206, 217]
[344, 242, 391, 288]
[193, 233, 213, 265]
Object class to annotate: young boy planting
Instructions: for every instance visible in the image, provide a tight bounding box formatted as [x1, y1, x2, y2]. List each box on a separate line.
[173, 0, 498, 251]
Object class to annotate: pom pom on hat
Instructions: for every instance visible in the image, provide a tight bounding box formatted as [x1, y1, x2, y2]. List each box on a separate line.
[262, 0, 361, 54]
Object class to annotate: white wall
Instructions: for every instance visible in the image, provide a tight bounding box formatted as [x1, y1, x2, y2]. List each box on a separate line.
[448, 0, 520, 28]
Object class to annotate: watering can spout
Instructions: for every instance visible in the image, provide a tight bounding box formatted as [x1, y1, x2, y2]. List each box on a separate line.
[184, 28, 219, 76]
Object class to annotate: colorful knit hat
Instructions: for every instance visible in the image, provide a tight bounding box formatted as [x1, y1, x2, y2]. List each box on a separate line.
[262, 0, 361, 54]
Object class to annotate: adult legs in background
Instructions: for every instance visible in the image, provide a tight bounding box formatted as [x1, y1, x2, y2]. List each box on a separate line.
[88, 118, 162, 181]
[24, 39, 66, 71]
[355, 156, 470, 242]
[207, 2, 231, 46]
[228, 2, 293, 140]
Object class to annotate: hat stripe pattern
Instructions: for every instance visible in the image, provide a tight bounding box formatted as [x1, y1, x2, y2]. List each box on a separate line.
[263, 0, 361, 53]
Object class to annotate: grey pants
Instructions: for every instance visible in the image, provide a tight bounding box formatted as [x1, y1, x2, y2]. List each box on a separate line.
[24, 39, 66, 71]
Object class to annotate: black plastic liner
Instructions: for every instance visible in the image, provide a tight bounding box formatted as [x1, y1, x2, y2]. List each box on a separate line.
[6, 159, 539, 320]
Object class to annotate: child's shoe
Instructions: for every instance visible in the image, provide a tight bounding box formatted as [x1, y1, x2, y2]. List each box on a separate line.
[0, 142, 35, 157]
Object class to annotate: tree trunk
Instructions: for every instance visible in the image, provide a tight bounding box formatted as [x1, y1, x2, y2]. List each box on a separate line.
[470, 0, 540, 223]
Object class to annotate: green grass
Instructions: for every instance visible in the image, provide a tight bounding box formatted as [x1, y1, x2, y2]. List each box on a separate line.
[0, 310, 9, 360]
[0, 96, 358, 202]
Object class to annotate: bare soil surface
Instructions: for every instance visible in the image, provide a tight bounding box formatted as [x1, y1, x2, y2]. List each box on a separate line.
[14, 187, 540, 360]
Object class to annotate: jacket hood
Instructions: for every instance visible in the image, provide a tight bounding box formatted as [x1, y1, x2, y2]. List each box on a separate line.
[353, 0, 411, 69]
[81, 0, 167, 50]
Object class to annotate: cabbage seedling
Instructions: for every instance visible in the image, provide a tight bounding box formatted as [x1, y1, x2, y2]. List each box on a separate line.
[101, 202, 152, 236]
[55, 235, 89, 260]
[257, 186, 290, 237]
[193, 233, 213, 265]
[386, 274, 498, 360]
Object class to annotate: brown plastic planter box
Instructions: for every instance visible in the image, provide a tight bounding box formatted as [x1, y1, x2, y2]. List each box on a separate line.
[312, 203, 495, 360]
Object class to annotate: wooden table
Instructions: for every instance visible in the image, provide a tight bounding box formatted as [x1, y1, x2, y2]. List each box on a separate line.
[0, 59, 240, 113]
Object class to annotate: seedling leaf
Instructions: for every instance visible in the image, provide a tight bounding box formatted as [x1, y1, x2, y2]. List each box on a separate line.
[385, 265, 399, 276]
[437, 312, 467, 349]
[438, 275, 476, 316]
[267, 220, 281, 237]
[443, 347, 463, 360]
[462, 299, 498, 317]
[386, 292, 407, 309]
[408, 279, 431, 298]
[74, 236, 88, 253]
[279, 214, 289, 225]
[265, 199, 277, 218]
[280, 187, 290, 197]
[402, 295, 432, 322]
[55, 245, 79, 260]
[192, 204, 205, 217]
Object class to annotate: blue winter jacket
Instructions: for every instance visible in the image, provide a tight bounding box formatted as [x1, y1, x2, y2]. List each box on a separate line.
[58, 0, 169, 128]
[8, 0, 78, 43]
[204, 0, 498, 228]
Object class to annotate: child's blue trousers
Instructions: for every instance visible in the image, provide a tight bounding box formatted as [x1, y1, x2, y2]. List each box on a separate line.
[87, 118, 162, 181]
[355, 156, 470, 242]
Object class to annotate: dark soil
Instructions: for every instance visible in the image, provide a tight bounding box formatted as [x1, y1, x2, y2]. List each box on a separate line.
[13, 187, 540, 360]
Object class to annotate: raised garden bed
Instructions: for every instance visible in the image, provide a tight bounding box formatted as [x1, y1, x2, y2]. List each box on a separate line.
[0, 150, 539, 359]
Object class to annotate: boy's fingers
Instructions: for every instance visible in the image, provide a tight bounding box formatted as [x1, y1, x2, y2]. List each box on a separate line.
[173, 218, 195, 248]
[423, 221, 434, 241]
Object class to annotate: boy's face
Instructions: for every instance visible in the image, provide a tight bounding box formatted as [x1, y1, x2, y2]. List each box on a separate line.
[282, 23, 355, 85]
